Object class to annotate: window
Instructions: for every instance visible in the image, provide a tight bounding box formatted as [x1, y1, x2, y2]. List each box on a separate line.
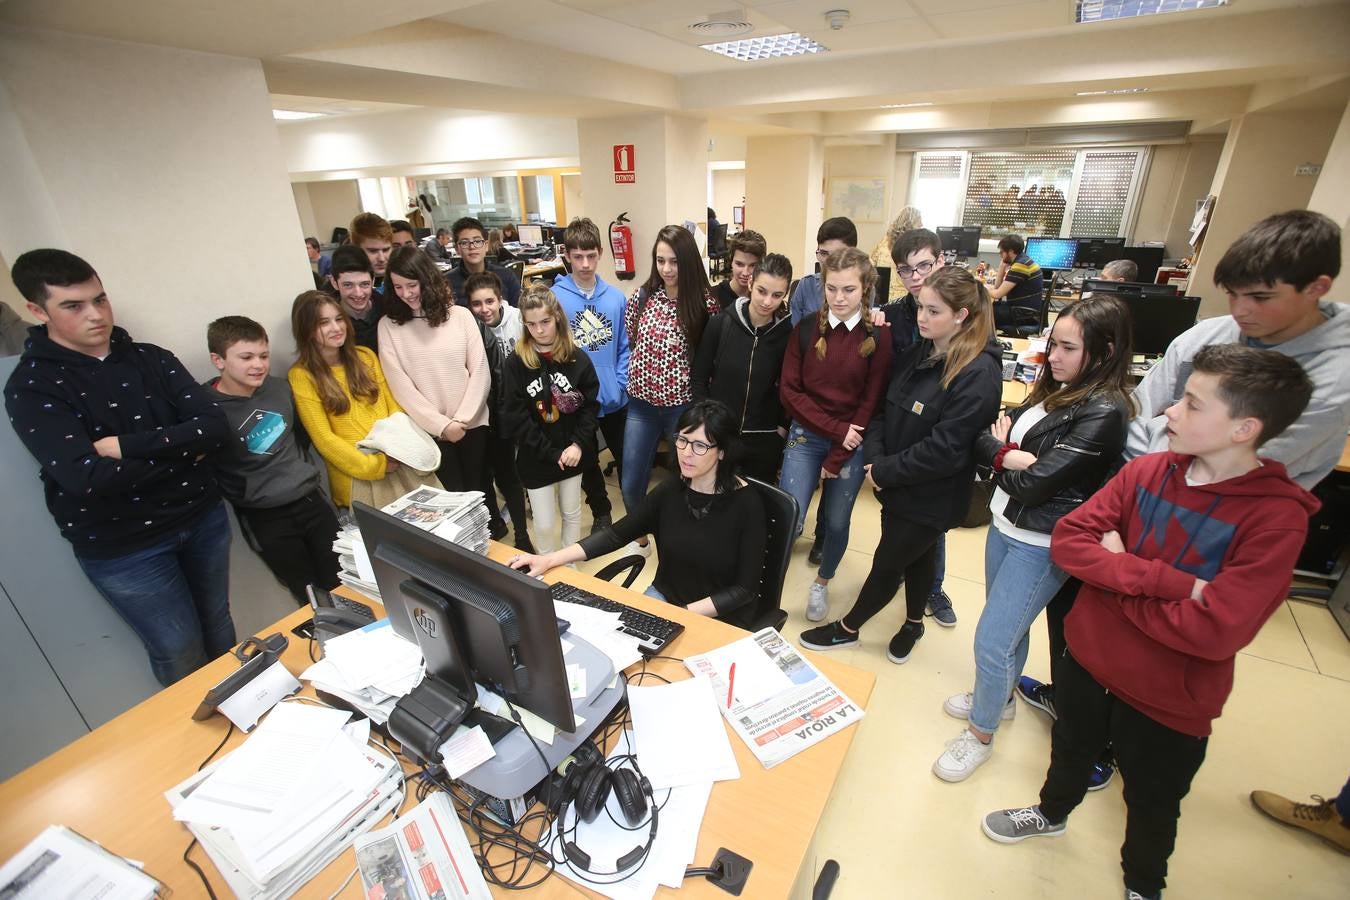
[911, 147, 1148, 240]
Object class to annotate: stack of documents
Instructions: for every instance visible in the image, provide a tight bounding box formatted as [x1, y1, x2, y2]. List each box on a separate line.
[166, 703, 403, 898]
[552, 598, 644, 674]
[0, 825, 165, 899]
[301, 619, 425, 724]
[354, 793, 491, 899]
[685, 627, 865, 768]
[336, 488, 491, 600]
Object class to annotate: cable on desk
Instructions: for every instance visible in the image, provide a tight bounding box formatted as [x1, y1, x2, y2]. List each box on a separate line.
[183, 721, 237, 900]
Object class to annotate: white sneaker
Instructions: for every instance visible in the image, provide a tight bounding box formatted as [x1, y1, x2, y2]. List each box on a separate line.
[806, 582, 829, 622]
[943, 692, 1016, 722]
[933, 729, 993, 783]
[621, 540, 652, 559]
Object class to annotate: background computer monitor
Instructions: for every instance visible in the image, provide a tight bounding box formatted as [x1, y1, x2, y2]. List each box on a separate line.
[1120, 294, 1202, 356]
[1081, 279, 1179, 299]
[1073, 237, 1127, 270]
[545, 225, 567, 245]
[1025, 237, 1078, 270]
[517, 224, 544, 246]
[1121, 245, 1165, 284]
[351, 502, 576, 733]
[936, 225, 982, 258]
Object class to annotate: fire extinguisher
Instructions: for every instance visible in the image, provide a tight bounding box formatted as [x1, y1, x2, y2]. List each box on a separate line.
[609, 212, 635, 281]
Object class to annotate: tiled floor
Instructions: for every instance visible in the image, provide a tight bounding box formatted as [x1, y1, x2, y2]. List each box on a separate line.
[233, 467, 1350, 897]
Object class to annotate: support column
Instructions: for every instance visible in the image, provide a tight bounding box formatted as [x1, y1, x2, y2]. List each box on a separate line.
[577, 113, 710, 283]
[745, 135, 825, 280]
[1308, 101, 1350, 272]
[1188, 109, 1340, 316]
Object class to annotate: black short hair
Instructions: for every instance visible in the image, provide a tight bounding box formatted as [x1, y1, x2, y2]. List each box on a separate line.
[817, 217, 858, 248]
[892, 228, 942, 266]
[390, 219, 413, 236]
[1213, 210, 1341, 291]
[998, 235, 1025, 254]
[463, 271, 504, 300]
[10, 249, 99, 306]
[452, 217, 487, 242]
[207, 316, 268, 357]
[673, 399, 741, 493]
[305, 237, 321, 252]
[329, 244, 374, 280]
[1191, 344, 1313, 447]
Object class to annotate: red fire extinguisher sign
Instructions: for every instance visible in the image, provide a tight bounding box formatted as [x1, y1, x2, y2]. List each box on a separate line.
[613, 145, 635, 184]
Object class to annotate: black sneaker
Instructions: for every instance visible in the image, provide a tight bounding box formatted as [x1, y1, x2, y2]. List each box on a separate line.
[515, 533, 535, 554]
[1087, 760, 1116, 792]
[799, 621, 859, 652]
[807, 533, 825, 566]
[1016, 677, 1057, 721]
[886, 620, 925, 664]
[590, 513, 613, 536]
[925, 590, 957, 627]
[489, 519, 509, 541]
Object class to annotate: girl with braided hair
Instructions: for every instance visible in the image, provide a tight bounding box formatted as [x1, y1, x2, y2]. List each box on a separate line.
[778, 247, 892, 623]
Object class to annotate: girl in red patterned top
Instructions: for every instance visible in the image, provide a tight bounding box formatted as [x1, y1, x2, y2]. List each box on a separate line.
[620, 225, 719, 555]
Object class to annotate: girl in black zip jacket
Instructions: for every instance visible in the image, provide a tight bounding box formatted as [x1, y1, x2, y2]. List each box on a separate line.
[500, 285, 600, 554]
[931, 295, 1135, 783]
[692, 253, 795, 482]
[800, 266, 1002, 665]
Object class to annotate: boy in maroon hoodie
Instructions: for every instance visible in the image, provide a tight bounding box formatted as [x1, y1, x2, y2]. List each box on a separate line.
[981, 344, 1319, 900]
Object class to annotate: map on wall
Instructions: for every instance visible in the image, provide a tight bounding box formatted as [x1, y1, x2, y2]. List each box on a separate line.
[828, 177, 887, 224]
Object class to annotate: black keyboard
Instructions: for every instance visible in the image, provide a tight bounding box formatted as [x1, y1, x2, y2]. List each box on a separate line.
[549, 582, 684, 657]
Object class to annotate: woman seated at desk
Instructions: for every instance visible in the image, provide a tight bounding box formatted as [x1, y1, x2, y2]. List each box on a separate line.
[508, 399, 766, 621]
[488, 227, 517, 263]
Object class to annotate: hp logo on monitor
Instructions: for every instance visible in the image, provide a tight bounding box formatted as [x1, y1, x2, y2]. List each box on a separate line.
[413, 607, 437, 639]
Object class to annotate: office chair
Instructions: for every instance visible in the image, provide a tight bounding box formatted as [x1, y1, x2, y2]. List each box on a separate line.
[708, 224, 730, 279]
[995, 286, 1047, 338]
[330, 226, 349, 245]
[507, 260, 526, 285]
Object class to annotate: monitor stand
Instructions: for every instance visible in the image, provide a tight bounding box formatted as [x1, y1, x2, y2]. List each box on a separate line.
[450, 634, 623, 802]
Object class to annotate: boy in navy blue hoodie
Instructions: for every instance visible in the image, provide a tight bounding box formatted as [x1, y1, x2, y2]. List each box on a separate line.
[5, 250, 233, 686]
[552, 218, 630, 531]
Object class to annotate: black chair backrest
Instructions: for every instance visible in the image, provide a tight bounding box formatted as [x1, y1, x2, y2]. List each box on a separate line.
[507, 260, 526, 284]
[726, 477, 798, 632]
[330, 226, 349, 245]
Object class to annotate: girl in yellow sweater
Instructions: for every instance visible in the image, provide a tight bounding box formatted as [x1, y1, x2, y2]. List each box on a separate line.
[288, 290, 403, 508]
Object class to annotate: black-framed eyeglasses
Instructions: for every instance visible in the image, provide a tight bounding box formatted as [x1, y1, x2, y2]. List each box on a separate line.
[673, 435, 717, 455]
[897, 259, 937, 279]
[456, 238, 486, 249]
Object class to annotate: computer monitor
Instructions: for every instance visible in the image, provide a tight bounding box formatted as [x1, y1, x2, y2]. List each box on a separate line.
[1121, 245, 1165, 284]
[936, 225, 982, 259]
[517, 224, 544, 247]
[1082, 279, 1180, 299]
[1073, 237, 1127, 270]
[1025, 237, 1078, 270]
[1120, 294, 1202, 356]
[545, 225, 568, 245]
[351, 502, 576, 734]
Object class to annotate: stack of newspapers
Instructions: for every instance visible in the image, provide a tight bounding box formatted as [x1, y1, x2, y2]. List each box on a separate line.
[165, 703, 404, 899]
[335, 488, 491, 600]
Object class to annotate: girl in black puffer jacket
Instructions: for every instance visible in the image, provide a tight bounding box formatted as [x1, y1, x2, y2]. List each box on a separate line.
[932, 294, 1135, 783]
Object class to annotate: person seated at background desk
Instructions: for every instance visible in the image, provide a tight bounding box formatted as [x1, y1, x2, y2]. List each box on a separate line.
[982, 234, 1043, 330]
[446, 216, 522, 307]
[488, 228, 517, 263]
[423, 227, 453, 261]
[1099, 258, 1137, 282]
[508, 399, 767, 623]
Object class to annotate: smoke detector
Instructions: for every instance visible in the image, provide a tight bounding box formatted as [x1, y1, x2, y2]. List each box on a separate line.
[824, 9, 850, 30]
[689, 12, 754, 38]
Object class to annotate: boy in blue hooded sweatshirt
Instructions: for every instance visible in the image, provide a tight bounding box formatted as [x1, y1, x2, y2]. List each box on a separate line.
[553, 218, 630, 532]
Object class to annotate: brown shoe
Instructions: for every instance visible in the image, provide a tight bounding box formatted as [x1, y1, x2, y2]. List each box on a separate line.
[1250, 790, 1350, 853]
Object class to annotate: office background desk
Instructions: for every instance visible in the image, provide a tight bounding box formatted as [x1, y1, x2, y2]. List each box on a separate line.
[0, 544, 875, 898]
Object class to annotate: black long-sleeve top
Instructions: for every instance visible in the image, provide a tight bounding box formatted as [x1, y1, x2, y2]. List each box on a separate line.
[499, 350, 599, 489]
[578, 477, 766, 618]
[5, 326, 228, 556]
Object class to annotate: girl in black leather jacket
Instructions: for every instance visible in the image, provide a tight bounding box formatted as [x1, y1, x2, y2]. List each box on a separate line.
[932, 295, 1135, 783]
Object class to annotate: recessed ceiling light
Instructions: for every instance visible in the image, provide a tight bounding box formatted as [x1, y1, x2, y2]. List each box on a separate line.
[1075, 87, 1151, 96]
[701, 32, 828, 61]
[272, 109, 326, 121]
[880, 102, 934, 109]
[1076, 0, 1228, 25]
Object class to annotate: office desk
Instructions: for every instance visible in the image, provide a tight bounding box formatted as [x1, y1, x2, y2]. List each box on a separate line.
[523, 259, 566, 281]
[0, 544, 875, 898]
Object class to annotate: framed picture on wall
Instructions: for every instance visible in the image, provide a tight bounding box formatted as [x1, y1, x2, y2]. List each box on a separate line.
[827, 177, 887, 224]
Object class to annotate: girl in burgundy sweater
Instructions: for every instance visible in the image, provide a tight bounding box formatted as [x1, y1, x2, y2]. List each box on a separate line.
[778, 247, 891, 623]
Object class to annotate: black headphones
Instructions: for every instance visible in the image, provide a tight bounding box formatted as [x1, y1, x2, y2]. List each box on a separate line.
[549, 741, 658, 874]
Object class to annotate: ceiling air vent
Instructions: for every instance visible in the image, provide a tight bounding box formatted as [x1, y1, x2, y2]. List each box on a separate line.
[689, 13, 754, 39]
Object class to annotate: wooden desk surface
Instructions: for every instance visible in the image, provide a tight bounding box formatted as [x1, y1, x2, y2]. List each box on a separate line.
[1338, 435, 1350, 474]
[0, 543, 875, 898]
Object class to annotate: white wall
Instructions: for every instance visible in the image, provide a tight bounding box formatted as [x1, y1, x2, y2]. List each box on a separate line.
[823, 137, 899, 255]
[280, 106, 581, 179]
[305, 180, 362, 242]
[0, 26, 311, 377]
[711, 169, 745, 228]
[1309, 101, 1350, 270]
[745, 135, 825, 275]
[293, 182, 318, 239]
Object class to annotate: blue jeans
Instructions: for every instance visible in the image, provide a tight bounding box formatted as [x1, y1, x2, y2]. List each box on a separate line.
[77, 502, 235, 686]
[970, 525, 1068, 733]
[643, 585, 666, 601]
[621, 397, 688, 516]
[778, 421, 866, 581]
[931, 533, 947, 596]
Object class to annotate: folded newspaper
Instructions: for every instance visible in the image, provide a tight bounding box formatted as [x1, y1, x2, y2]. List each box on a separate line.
[685, 628, 865, 769]
[354, 793, 491, 900]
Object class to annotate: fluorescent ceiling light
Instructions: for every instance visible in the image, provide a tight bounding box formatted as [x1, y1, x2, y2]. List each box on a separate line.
[1076, 0, 1228, 24]
[1075, 87, 1151, 96]
[701, 32, 828, 61]
[880, 102, 934, 109]
[272, 109, 326, 121]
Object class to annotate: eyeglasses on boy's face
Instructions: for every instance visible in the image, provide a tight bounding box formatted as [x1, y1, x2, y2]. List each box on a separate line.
[457, 238, 486, 249]
[897, 259, 937, 279]
[673, 435, 717, 455]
